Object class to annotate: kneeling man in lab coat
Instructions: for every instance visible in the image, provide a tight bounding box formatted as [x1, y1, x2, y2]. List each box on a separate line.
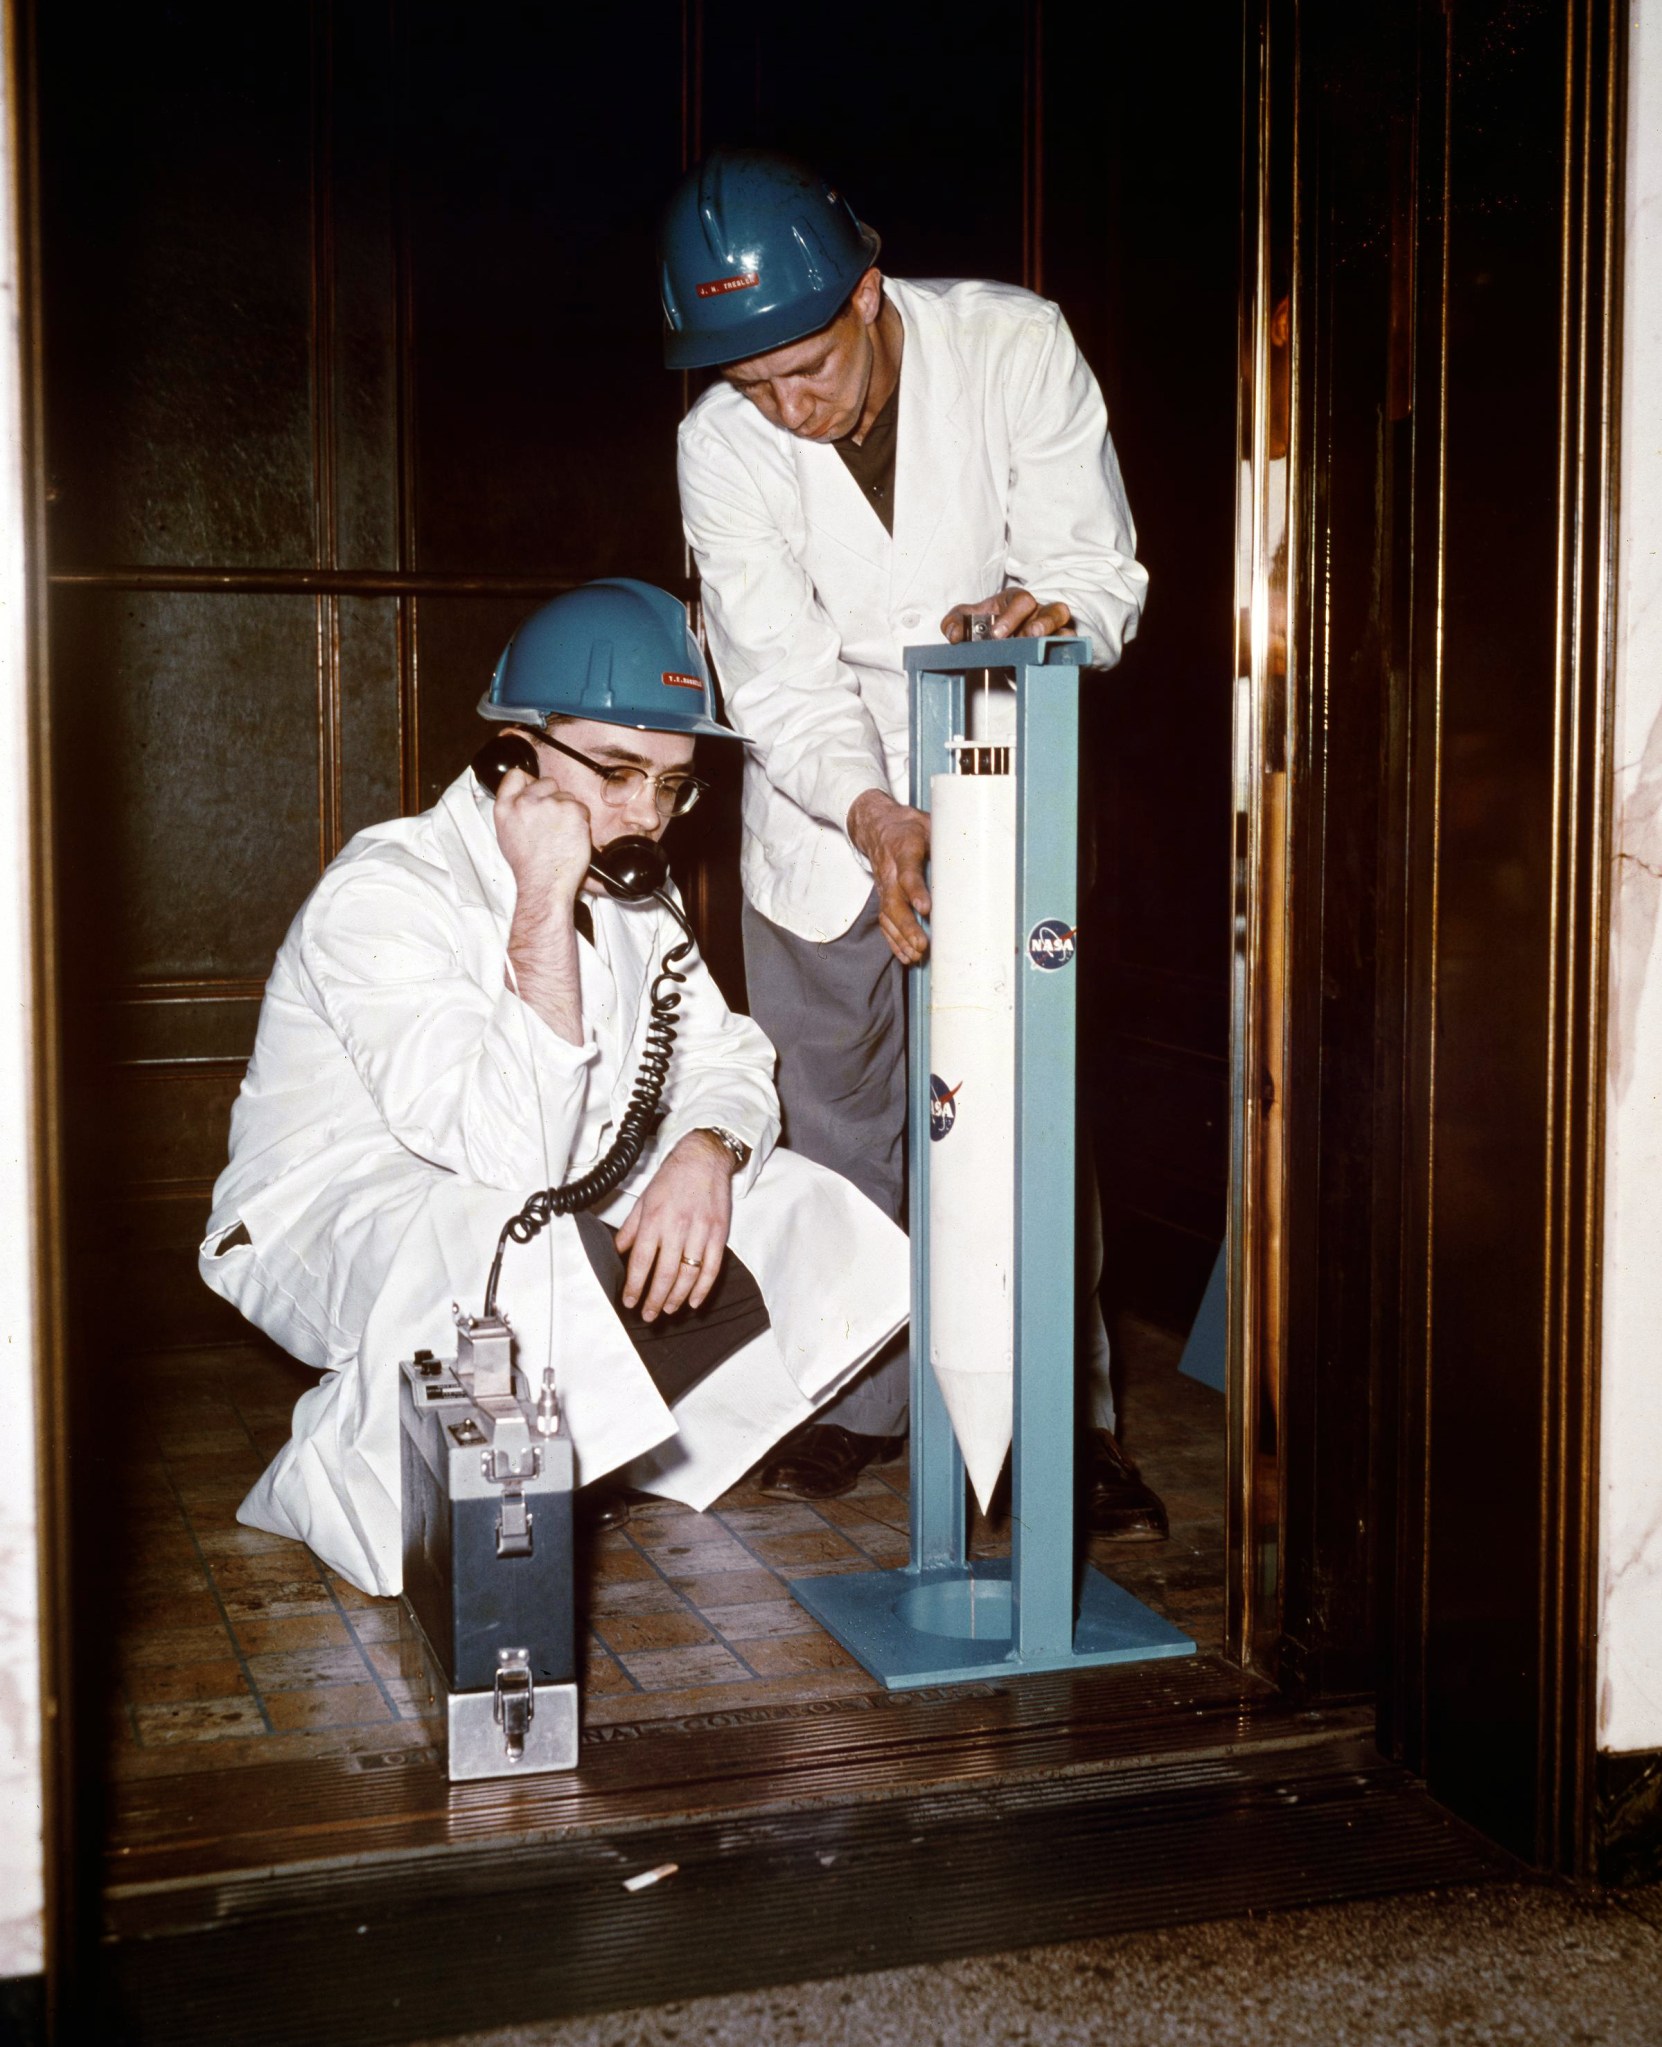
[200, 578, 910, 1597]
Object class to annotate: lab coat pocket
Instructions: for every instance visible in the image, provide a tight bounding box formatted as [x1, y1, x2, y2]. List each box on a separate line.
[198, 1214, 339, 1373]
[203, 1219, 252, 1261]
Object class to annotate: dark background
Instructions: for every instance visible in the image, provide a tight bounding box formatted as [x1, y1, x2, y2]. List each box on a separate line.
[38, 1, 1240, 1350]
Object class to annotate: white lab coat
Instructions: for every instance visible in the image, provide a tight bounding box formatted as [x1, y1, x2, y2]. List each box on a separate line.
[678, 276, 1150, 942]
[200, 769, 910, 1595]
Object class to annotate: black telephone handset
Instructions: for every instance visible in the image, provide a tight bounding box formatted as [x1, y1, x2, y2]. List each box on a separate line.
[470, 729, 695, 1317]
[470, 732, 670, 901]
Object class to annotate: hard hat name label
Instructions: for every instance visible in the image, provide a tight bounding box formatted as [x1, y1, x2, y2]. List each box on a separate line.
[696, 272, 760, 299]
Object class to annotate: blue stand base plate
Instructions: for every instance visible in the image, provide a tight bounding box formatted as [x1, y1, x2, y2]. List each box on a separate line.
[788, 1560, 1196, 1690]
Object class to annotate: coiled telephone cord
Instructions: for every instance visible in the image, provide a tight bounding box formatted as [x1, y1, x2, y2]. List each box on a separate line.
[483, 896, 694, 1319]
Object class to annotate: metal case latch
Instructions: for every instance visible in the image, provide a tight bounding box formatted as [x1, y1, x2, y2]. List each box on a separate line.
[493, 1480, 533, 1556]
[493, 1647, 534, 1761]
[483, 1440, 539, 1556]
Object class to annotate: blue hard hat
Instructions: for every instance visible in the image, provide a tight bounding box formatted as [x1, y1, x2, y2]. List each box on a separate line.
[659, 148, 881, 371]
[478, 580, 738, 741]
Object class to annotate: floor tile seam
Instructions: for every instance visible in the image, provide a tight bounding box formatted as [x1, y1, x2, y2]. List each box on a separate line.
[266, 1686, 411, 1737]
[585, 1537, 658, 1691]
[621, 1529, 766, 1685]
[802, 1498, 913, 1558]
[242, 1643, 396, 1694]
[150, 1449, 276, 1739]
[716, 1496, 892, 1573]
[583, 1618, 698, 1669]
[612, 1640, 770, 1690]
[695, 1613, 781, 1662]
[117, 1633, 253, 1681]
[229, 1381, 404, 1724]
[693, 1593, 825, 1639]
[316, 1578, 404, 1723]
[874, 1466, 911, 1507]
[705, 1504, 872, 1626]
[154, 1435, 266, 1485]
[583, 1625, 647, 1698]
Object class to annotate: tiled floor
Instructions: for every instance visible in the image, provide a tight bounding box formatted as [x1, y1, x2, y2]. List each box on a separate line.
[109, 1347, 419, 1776]
[108, 1317, 1224, 1781]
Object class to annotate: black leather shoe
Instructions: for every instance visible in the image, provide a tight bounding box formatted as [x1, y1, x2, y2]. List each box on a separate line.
[758, 1423, 904, 1500]
[579, 1486, 649, 1533]
[1082, 1429, 1169, 1540]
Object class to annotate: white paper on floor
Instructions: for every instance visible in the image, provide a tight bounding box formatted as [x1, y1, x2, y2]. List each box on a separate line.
[927, 770, 1017, 1514]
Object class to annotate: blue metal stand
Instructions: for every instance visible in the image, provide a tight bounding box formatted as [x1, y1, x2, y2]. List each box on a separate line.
[1180, 1243, 1228, 1394]
[790, 638, 1196, 1686]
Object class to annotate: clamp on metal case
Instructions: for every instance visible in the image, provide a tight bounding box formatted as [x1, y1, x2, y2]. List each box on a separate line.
[457, 1311, 541, 1559]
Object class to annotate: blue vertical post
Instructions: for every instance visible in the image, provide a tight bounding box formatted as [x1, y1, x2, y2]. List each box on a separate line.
[908, 662, 966, 1570]
[1010, 652, 1082, 1659]
[786, 637, 1193, 1687]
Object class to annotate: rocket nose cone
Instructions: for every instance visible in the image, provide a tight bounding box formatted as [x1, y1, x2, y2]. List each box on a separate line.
[931, 1369, 1013, 1518]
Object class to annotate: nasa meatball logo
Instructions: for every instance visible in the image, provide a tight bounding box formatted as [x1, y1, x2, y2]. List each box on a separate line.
[929, 1074, 962, 1142]
[1026, 919, 1078, 970]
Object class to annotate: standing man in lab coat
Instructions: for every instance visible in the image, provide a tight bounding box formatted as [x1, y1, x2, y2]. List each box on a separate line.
[200, 579, 909, 1596]
[663, 149, 1164, 1532]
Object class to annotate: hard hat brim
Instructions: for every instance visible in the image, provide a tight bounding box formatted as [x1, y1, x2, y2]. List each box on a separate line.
[477, 697, 750, 746]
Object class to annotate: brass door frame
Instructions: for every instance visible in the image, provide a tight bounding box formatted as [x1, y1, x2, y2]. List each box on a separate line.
[8, 0, 74, 2025]
[1228, 0, 1621, 1871]
[1384, 0, 1620, 1872]
[1227, 0, 1297, 1677]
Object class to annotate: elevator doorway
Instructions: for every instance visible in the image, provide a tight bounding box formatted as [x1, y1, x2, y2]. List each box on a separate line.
[24, 0, 1616, 2035]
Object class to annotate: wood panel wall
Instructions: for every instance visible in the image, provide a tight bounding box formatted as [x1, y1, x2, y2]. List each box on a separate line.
[37, 2, 1238, 1351]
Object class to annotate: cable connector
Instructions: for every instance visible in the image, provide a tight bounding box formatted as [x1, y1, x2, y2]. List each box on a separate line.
[455, 1308, 514, 1401]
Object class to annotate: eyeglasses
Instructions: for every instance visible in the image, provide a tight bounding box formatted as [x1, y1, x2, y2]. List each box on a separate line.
[533, 731, 707, 819]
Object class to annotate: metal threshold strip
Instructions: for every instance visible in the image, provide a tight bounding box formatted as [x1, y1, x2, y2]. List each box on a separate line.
[99, 1661, 1517, 2042]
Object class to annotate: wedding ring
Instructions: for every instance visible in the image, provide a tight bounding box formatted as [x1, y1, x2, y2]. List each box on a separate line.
[680, 1254, 702, 1269]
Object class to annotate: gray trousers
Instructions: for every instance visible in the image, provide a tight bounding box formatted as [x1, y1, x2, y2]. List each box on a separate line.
[742, 891, 911, 1434]
[742, 890, 1115, 1441]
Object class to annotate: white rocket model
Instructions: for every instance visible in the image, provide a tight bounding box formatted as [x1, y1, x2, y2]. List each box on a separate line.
[927, 744, 1019, 1514]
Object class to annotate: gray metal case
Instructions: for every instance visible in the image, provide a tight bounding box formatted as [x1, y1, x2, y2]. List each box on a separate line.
[397, 1328, 579, 1777]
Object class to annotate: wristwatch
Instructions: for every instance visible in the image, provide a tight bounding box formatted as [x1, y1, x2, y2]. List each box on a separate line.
[703, 1126, 753, 1171]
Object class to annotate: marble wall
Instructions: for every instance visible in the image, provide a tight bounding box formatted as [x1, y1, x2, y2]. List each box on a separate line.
[1599, 0, 1662, 1757]
[0, 21, 43, 1983]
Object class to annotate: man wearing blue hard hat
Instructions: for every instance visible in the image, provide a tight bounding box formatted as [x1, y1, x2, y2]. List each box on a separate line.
[663, 148, 1162, 1532]
[200, 579, 909, 1596]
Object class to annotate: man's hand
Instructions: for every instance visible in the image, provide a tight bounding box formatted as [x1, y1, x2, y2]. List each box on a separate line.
[940, 587, 1074, 644]
[614, 1130, 736, 1322]
[496, 766, 592, 1045]
[493, 766, 592, 920]
[847, 788, 931, 966]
